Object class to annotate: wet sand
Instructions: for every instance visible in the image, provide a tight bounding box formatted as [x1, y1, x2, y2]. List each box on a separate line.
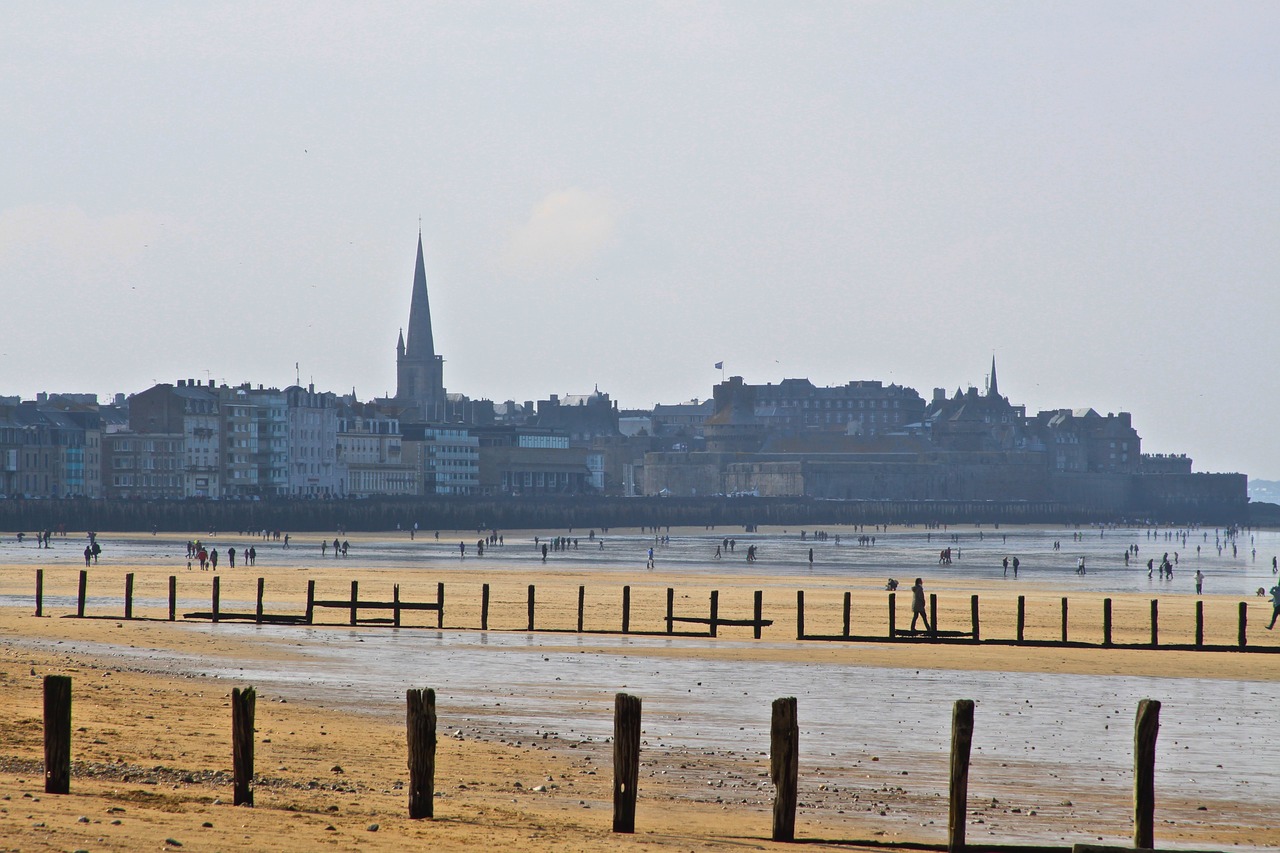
[1, 528, 1278, 851]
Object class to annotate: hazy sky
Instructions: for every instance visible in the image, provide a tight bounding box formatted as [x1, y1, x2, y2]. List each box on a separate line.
[3, 3, 1278, 476]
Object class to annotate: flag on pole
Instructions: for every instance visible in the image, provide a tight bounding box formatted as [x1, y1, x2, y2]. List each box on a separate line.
[714, 361, 723, 370]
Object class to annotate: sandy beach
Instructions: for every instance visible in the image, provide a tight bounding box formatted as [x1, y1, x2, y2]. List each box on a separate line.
[2, 527, 1278, 851]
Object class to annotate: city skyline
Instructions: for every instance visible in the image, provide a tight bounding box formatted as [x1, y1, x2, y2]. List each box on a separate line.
[3, 4, 1277, 477]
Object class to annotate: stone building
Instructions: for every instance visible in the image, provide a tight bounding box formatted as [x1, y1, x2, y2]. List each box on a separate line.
[393, 233, 447, 422]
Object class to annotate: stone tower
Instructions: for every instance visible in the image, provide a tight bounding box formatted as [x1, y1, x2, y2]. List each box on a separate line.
[395, 232, 446, 421]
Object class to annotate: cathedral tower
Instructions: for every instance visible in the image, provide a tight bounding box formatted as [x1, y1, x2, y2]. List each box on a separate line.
[395, 232, 446, 421]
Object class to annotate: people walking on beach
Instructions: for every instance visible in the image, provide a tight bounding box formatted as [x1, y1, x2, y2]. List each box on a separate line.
[209, 549, 218, 570]
[1267, 584, 1280, 630]
[83, 545, 91, 567]
[228, 547, 236, 568]
[910, 578, 932, 635]
[1076, 557, 1086, 575]
[1195, 569, 1204, 595]
[248, 546, 256, 565]
[647, 547, 655, 569]
[321, 541, 327, 556]
[1002, 556, 1009, 576]
[1012, 556, 1019, 578]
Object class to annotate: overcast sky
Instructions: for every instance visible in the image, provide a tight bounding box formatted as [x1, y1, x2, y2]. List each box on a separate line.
[2, 3, 1277, 476]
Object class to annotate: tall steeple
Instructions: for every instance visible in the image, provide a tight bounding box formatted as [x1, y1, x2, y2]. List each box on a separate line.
[395, 231, 446, 421]
[404, 231, 436, 359]
[988, 355, 1000, 399]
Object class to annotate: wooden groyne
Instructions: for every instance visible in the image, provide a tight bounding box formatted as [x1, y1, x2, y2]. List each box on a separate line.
[44, 570, 1280, 653]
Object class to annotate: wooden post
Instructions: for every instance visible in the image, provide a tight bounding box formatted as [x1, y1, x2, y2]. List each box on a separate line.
[1060, 597, 1068, 643]
[35, 568, 43, 617]
[842, 591, 851, 638]
[77, 570, 87, 618]
[406, 687, 437, 819]
[212, 576, 221, 623]
[571, 584, 583, 632]
[43, 675, 71, 794]
[1150, 599, 1159, 647]
[393, 584, 401, 628]
[1195, 600, 1204, 647]
[437, 582, 445, 629]
[349, 580, 358, 626]
[770, 696, 799, 842]
[754, 590, 764, 639]
[231, 686, 256, 807]
[1103, 598, 1113, 646]
[124, 573, 135, 620]
[1016, 595, 1025, 643]
[796, 590, 805, 640]
[1238, 601, 1247, 648]
[305, 580, 315, 624]
[481, 583, 490, 631]
[1133, 699, 1161, 849]
[613, 693, 642, 833]
[709, 590, 719, 638]
[255, 577, 264, 624]
[665, 587, 674, 634]
[622, 585, 631, 634]
[930, 593, 938, 636]
[168, 575, 176, 622]
[948, 699, 976, 852]
[888, 591, 897, 639]
[970, 595, 980, 642]
[527, 584, 536, 631]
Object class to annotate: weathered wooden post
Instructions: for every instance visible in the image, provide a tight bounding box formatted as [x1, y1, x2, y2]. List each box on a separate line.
[795, 590, 805, 640]
[578, 585, 586, 632]
[437, 582, 445, 629]
[1060, 597, 1068, 643]
[43, 675, 71, 794]
[77, 570, 87, 618]
[406, 687, 437, 819]
[168, 575, 177, 622]
[771, 696, 799, 842]
[212, 576, 221, 623]
[1016, 595, 1025, 643]
[665, 587, 674, 634]
[842, 591, 851, 638]
[392, 584, 401, 628]
[613, 693, 642, 833]
[255, 577, 265, 624]
[1195, 600, 1204, 647]
[35, 568, 44, 617]
[930, 593, 938, 636]
[1133, 699, 1161, 849]
[948, 699, 975, 852]
[481, 583, 490, 630]
[305, 580, 315, 624]
[231, 686, 256, 806]
[709, 590, 719, 638]
[622, 585, 631, 634]
[754, 590, 764, 639]
[888, 592, 897, 639]
[527, 584, 536, 631]
[970, 595, 980, 642]
[1150, 599, 1159, 647]
[1238, 601, 1247, 648]
[124, 573, 135, 620]
[1103, 598, 1113, 646]
[349, 580, 359, 626]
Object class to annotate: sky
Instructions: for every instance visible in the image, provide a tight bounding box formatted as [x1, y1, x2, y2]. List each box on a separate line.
[2, 3, 1278, 477]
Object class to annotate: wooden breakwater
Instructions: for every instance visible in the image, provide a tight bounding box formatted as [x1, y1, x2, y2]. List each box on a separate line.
[0, 494, 1249, 534]
[33, 672, 1195, 852]
[43, 569, 1279, 652]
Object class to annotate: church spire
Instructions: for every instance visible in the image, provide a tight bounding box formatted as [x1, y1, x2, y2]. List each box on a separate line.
[404, 232, 435, 359]
[988, 355, 1000, 398]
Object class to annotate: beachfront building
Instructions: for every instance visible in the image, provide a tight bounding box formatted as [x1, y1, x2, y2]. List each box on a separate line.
[285, 384, 342, 497]
[336, 401, 417, 497]
[472, 426, 597, 495]
[0, 399, 103, 498]
[402, 423, 480, 495]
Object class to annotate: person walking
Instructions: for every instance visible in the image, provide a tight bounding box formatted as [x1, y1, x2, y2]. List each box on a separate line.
[1268, 583, 1280, 630]
[1194, 569, 1204, 595]
[910, 578, 931, 635]
[1011, 556, 1020, 578]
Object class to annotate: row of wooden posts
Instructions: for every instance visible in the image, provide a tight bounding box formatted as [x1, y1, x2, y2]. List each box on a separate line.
[38, 673, 1165, 850]
[39, 569, 1274, 650]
